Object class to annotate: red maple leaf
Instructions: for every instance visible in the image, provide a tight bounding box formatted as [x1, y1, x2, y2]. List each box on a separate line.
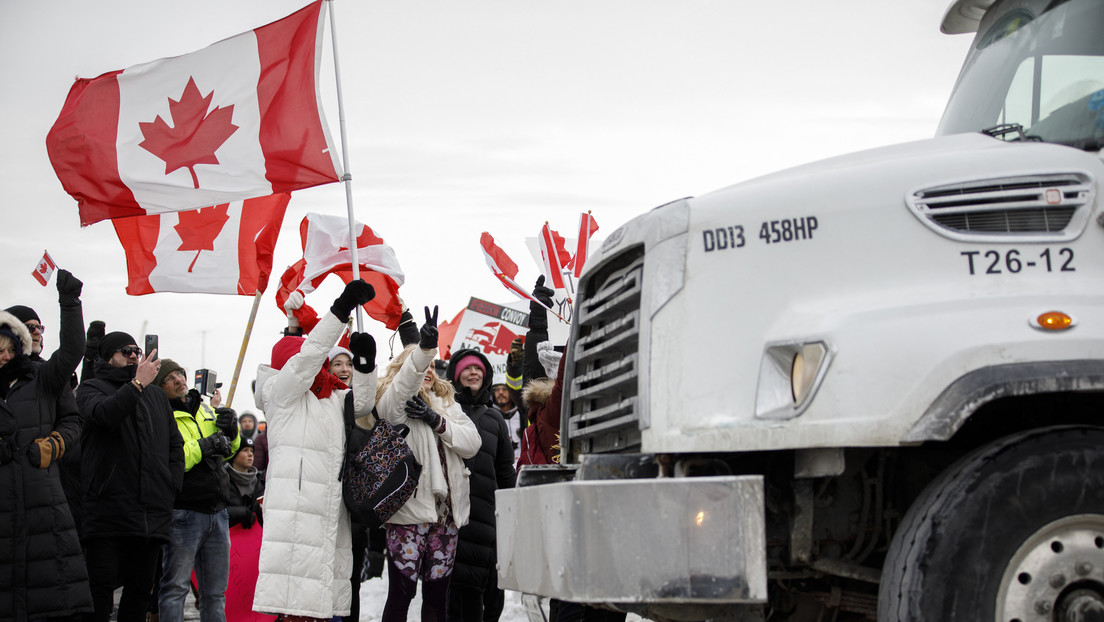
[175, 205, 230, 272]
[139, 77, 239, 189]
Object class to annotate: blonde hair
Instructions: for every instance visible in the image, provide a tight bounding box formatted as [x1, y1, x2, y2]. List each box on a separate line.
[376, 344, 455, 406]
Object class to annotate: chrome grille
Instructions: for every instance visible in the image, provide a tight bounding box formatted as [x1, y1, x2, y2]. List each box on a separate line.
[566, 246, 645, 456]
[909, 174, 1092, 239]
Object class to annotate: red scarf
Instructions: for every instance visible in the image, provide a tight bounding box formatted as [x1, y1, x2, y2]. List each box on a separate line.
[310, 367, 347, 399]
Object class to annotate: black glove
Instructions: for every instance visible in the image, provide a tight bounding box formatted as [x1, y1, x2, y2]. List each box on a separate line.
[419, 306, 439, 350]
[198, 433, 233, 458]
[56, 269, 83, 303]
[241, 499, 262, 529]
[404, 395, 442, 431]
[182, 389, 202, 416]
[529, 275, 554, 331]
[330, 279, 375, 321]
[397, 306, 419, 347]
[363, 551, 385, 580]
[84, 320, 105, 362]
[348, 332, 376, 373]
[215, 407, 238, 441]
[506, 337, 524, 376]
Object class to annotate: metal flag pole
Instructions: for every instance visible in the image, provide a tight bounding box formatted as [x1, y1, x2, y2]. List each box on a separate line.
[326, 0, 363, 332]
[225, 290, 263, 408]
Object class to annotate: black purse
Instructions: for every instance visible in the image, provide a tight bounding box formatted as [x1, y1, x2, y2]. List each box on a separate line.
[340, 392, 422, 528]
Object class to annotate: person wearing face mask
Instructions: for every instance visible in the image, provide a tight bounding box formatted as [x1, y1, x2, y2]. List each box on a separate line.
[76, 331, 185, 622]
[444, 348, 516, 622]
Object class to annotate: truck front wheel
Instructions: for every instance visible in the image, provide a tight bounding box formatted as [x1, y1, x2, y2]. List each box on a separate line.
[878, 426, 1104, 621]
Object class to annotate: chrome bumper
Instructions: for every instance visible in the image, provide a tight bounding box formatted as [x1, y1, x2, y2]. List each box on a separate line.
[496, 475, 767, 604]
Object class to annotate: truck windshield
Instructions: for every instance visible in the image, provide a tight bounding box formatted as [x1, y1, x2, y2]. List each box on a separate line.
[937, 0, 1104, 151]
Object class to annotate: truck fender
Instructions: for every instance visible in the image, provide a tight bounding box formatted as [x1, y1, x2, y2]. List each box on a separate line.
[902, 360, 1104, 443]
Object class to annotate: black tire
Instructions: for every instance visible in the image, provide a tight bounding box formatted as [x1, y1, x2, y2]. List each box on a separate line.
[878, 426, 1104, 621]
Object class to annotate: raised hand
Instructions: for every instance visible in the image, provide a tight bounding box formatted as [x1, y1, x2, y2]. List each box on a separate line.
[348, 332, 376, 373]
[419, 306, 439, 350]
[330, 280, 376, 321]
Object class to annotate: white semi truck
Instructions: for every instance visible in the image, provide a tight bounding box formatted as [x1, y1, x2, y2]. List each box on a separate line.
[496, 0, 1104, 620]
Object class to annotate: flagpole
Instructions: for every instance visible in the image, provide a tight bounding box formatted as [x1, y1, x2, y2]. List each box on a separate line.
[225, 291, 263, 408]
[326, 0, 363, 332]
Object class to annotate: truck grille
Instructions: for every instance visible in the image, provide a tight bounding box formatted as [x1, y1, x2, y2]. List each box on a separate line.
[909, 173, 1092, 238]
[566, 246, 645, 456]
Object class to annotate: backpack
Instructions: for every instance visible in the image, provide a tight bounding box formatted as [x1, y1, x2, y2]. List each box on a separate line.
[340, 392, 422, 528]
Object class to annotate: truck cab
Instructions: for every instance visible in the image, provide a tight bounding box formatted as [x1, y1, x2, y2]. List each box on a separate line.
[497, 0, 1104, 620]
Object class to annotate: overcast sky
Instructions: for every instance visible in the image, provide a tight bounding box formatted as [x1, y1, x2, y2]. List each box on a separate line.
[0, 1, 972, 414]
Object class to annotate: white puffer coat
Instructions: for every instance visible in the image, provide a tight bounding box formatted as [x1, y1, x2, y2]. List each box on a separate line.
[376, 347, 480, 526]
[251, 313, 376, 618]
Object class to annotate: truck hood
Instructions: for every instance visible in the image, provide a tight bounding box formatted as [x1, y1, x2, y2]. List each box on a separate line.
[575, 130, 1104, 455]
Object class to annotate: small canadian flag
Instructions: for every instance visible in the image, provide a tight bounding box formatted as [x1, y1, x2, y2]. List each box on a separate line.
[33, 250, 57, 286]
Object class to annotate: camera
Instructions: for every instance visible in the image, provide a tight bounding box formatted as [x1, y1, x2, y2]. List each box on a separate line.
[194, 369, 218, 397]
[144, 334, 158, 358]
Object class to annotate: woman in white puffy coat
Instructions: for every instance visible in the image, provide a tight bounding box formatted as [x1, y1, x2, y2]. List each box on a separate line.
[375, 307, 481, 622]
[251, 281, 377, 621]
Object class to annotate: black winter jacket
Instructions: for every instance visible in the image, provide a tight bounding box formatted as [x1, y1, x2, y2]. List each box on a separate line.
[224, 464, 265, 529]
[446, 349, 516, 590]
[0, 295, 93, 620]
[76, 361, 185, 542]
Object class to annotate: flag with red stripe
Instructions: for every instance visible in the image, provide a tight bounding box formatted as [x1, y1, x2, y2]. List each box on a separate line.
[480, 232, 550, 308]
[112, 193, 289, 295]
[32, 251, 57, 286]
[46, 1, 341, 227]
[572, 212, 599, 277]
[538, 223, 571, 289]
[275, 213, 405, 331]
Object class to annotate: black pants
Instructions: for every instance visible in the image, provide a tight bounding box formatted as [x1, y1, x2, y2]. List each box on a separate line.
[382, 558, 450, 622]
[446, 575, 505, 622]
[83, 536, 162, 622]
[341, 525, 369, 622]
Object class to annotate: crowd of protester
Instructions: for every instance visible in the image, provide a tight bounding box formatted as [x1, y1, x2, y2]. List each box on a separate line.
[1, 273, 583, 622]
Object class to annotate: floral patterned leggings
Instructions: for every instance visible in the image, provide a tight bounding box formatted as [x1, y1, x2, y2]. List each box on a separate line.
[381, 521, 460, 622]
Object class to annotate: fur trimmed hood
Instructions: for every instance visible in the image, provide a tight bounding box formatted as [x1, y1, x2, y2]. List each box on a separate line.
[522, 377, 555, 409]
[0, 310, 33, 356]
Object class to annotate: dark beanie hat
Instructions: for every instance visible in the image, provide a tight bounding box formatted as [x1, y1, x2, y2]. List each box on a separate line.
[232, 435, 255, 459]
[99, 331, 138, 360]
[5, 305, 39, 324]
[153, 359, 184, 387]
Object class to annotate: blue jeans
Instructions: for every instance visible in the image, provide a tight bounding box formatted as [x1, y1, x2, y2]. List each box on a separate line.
[159, 508, 230, 622]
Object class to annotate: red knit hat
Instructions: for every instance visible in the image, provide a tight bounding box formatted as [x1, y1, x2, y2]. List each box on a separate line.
[271, 336, 305, 371]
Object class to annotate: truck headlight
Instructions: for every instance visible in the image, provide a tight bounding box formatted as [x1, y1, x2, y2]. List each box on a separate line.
[755, 341, 832, 420]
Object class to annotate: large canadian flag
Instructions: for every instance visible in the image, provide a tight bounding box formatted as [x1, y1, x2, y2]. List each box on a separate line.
[47, 1, 341, 227]
[276, 213, 406, 331]
[112, 193, 289, 295]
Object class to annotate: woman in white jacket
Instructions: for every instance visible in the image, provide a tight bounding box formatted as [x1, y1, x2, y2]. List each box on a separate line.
[375, 306, 481, 622]
[251, 281, 377, 621]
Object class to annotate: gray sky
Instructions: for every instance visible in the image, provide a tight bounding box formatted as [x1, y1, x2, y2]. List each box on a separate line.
[0, 1, 972, 413]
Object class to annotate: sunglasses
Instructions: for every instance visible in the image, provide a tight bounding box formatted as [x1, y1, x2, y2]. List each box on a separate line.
[25, 323, 45, 334]
[116, 346, 143, 358]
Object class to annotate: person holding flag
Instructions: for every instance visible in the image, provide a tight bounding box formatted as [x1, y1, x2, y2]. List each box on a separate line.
[0, 270, 93, 621]
[251, 280, 378, 621]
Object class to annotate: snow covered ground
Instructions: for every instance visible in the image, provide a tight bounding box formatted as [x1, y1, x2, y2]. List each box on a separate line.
[355, 577, 534, 622]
